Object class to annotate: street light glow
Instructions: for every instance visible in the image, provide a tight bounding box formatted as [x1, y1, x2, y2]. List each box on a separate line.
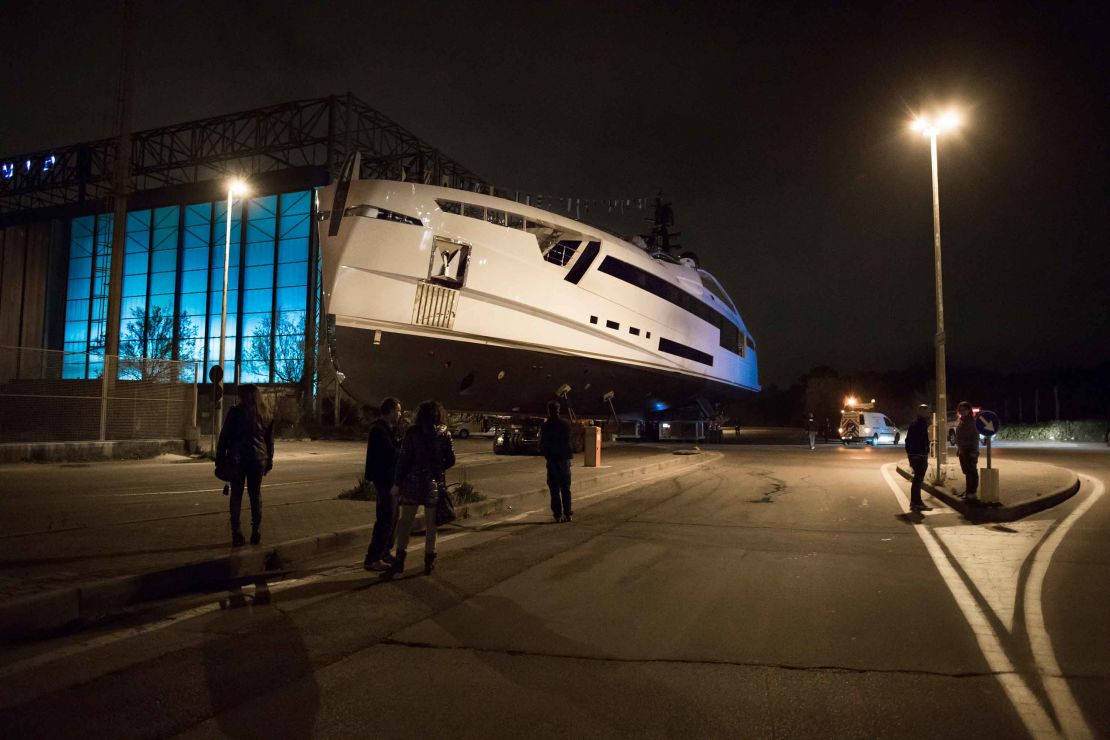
[228, 178, 250, 196]
[911, 109, 962, 137]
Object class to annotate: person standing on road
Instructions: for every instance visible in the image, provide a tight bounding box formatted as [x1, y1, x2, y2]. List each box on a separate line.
[363, 397, 403, 572]
[216, 385, 274, 547]
[382, 400, 455, 579]
[806, 413, 818, 450]
[905, 405, 933, 511]
[955, 401, 980, 502]
[540, 400, 574, 522]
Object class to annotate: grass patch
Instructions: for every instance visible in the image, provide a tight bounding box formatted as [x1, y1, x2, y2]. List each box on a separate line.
[338, 478, 377, 501]
[451, 480, 485, 504]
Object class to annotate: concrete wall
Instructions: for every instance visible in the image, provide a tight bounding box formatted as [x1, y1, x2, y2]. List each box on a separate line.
[0, 221, 61, 373]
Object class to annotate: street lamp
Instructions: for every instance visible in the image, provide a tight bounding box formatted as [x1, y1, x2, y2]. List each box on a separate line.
[214, 178, 250, 442]
[911, 109, 961, 473]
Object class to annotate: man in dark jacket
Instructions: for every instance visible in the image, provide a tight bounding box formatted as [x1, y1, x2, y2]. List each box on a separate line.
[364, 397, 403, 571]
[540, 400, 574, 522]
[955, 401, 980, 502]
[905, 405, 933, 511]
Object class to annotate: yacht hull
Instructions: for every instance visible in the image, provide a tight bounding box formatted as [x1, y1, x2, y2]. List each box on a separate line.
[331, 323, 748, 417]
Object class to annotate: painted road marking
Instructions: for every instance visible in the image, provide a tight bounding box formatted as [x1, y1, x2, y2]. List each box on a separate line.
[881, 462, 1098, 739]
[932, 520, 1051, 631]
[1023, 475, 1102, 740]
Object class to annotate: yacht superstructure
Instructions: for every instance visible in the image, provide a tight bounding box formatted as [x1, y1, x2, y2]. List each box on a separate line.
[317, 176, 759, 418]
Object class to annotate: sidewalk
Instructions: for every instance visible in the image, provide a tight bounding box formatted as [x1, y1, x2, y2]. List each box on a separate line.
[895, 458, 1080, 522]
[0, 443, 704, 639]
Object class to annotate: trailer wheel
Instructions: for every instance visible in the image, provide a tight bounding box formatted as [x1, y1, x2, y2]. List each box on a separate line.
[457, 428, 469, 439]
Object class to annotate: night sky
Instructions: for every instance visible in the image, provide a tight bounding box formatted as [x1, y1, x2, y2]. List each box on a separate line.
[2, 1, 1106, 388]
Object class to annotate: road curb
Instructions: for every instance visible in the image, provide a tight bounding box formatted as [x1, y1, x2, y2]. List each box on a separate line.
[895, 464, 1080, 522]
[0, 450, 700, 641]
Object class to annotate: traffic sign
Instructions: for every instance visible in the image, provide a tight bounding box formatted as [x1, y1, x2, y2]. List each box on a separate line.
[975, 409, 1001, 437]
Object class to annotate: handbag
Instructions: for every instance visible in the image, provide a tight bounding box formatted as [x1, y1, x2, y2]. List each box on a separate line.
[435, 481, 456, 525]
[214, 451, 242, 483]
[432, 431, 456, 524]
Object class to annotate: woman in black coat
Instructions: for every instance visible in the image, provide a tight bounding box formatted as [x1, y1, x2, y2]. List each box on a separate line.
[216, 384, 274, 546]
[382, 399, 455, 578]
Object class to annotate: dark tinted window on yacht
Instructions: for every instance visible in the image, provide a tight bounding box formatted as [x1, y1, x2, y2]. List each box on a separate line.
[721, 322, 742, 356]
[437, 199, 462, 215]
[658, 337, 714, 366]
[463, 203, 484, 220]
[544, 240, 581, 267]
[486, 209, 507, 226]
[507, 213, 524, 230]
[598, 256, 741, 356]
[629, 327, 640, 336]
[606, 320, 619, 330]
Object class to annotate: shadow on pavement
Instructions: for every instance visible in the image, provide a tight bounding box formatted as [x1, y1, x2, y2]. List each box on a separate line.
[201, 606, 320, 738]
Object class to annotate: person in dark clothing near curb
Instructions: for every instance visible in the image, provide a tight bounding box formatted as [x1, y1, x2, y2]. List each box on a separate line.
[905, 405, 933, 511]
[806, 413, 818, 450]
[217, 385, 274, 547]
[540, 400, 574, 522]
[382, 400, 455, 579]
[955, 400, 980, 502]
[363, 397, 403, 572]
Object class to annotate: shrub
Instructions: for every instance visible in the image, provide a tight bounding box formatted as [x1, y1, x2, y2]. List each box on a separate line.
[993, 420, 1106, 442]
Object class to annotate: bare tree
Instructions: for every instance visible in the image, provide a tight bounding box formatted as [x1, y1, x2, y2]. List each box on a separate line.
[117, 305, 198, 381]
[244, 313, 305, 383]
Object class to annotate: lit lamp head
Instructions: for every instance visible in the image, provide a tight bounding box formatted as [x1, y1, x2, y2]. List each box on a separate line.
[228, 178, 250, 197]
[911, 109, 961, 137]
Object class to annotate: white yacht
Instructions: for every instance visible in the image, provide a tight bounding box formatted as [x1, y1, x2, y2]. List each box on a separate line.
[317, 173, 759, 418]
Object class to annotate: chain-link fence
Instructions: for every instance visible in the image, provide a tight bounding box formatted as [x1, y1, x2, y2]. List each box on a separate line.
[0, 346, 198, 443]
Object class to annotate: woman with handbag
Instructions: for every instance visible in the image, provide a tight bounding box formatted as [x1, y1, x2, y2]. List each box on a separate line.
[382, 399, 455, 578]
[216, 384, 274, 547]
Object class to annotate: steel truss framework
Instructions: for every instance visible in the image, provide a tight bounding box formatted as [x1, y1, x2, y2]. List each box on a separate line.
[0, 93, 484, 215]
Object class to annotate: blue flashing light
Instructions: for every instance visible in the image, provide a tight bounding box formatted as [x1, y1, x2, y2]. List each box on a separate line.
[43, 155, 56, 171]
[1, 163, 13, 179]
[25, 159, 32, 172]
[653, 401, 669, 411]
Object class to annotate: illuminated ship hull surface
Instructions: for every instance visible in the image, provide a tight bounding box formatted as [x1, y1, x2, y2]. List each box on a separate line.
[317, 179, 759, 418]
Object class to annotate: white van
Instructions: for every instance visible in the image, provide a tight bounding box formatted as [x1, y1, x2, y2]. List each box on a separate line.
[839, 411, 900, 446]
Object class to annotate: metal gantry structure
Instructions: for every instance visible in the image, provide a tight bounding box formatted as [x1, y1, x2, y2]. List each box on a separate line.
[0, 93, 484, 215]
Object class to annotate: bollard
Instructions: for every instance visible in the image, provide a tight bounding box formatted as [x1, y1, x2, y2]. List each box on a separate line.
[979, 468, 1001, 503]
[584, 426, 602, 467]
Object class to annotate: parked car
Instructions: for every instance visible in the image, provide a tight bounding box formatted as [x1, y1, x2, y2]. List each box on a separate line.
[452, 419, 502, 439]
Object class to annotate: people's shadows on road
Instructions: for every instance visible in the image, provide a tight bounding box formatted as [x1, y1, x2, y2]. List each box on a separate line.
[200, 603, 320, 738]
[394, 577, 727, 734]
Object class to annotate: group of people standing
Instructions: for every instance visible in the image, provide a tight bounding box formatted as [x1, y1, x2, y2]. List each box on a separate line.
[216, 391, 575, 578]
[361, 397, 574, 577]
[362, 398, 455, 579]
[904, 400, 981, 510]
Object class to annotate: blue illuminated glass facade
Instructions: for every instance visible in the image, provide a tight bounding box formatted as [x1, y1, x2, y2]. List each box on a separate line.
[62, 190, 311, 383]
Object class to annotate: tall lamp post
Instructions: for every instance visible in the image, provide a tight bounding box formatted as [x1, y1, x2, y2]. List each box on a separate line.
[214, 178, 249, 443]
[911, 110, 960, 472]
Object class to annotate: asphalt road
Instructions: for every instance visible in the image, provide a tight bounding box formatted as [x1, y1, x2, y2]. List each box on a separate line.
[0, 442, 1106, 738]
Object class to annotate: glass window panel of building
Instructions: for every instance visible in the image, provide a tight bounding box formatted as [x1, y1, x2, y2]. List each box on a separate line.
[61, 190, 311, 384]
